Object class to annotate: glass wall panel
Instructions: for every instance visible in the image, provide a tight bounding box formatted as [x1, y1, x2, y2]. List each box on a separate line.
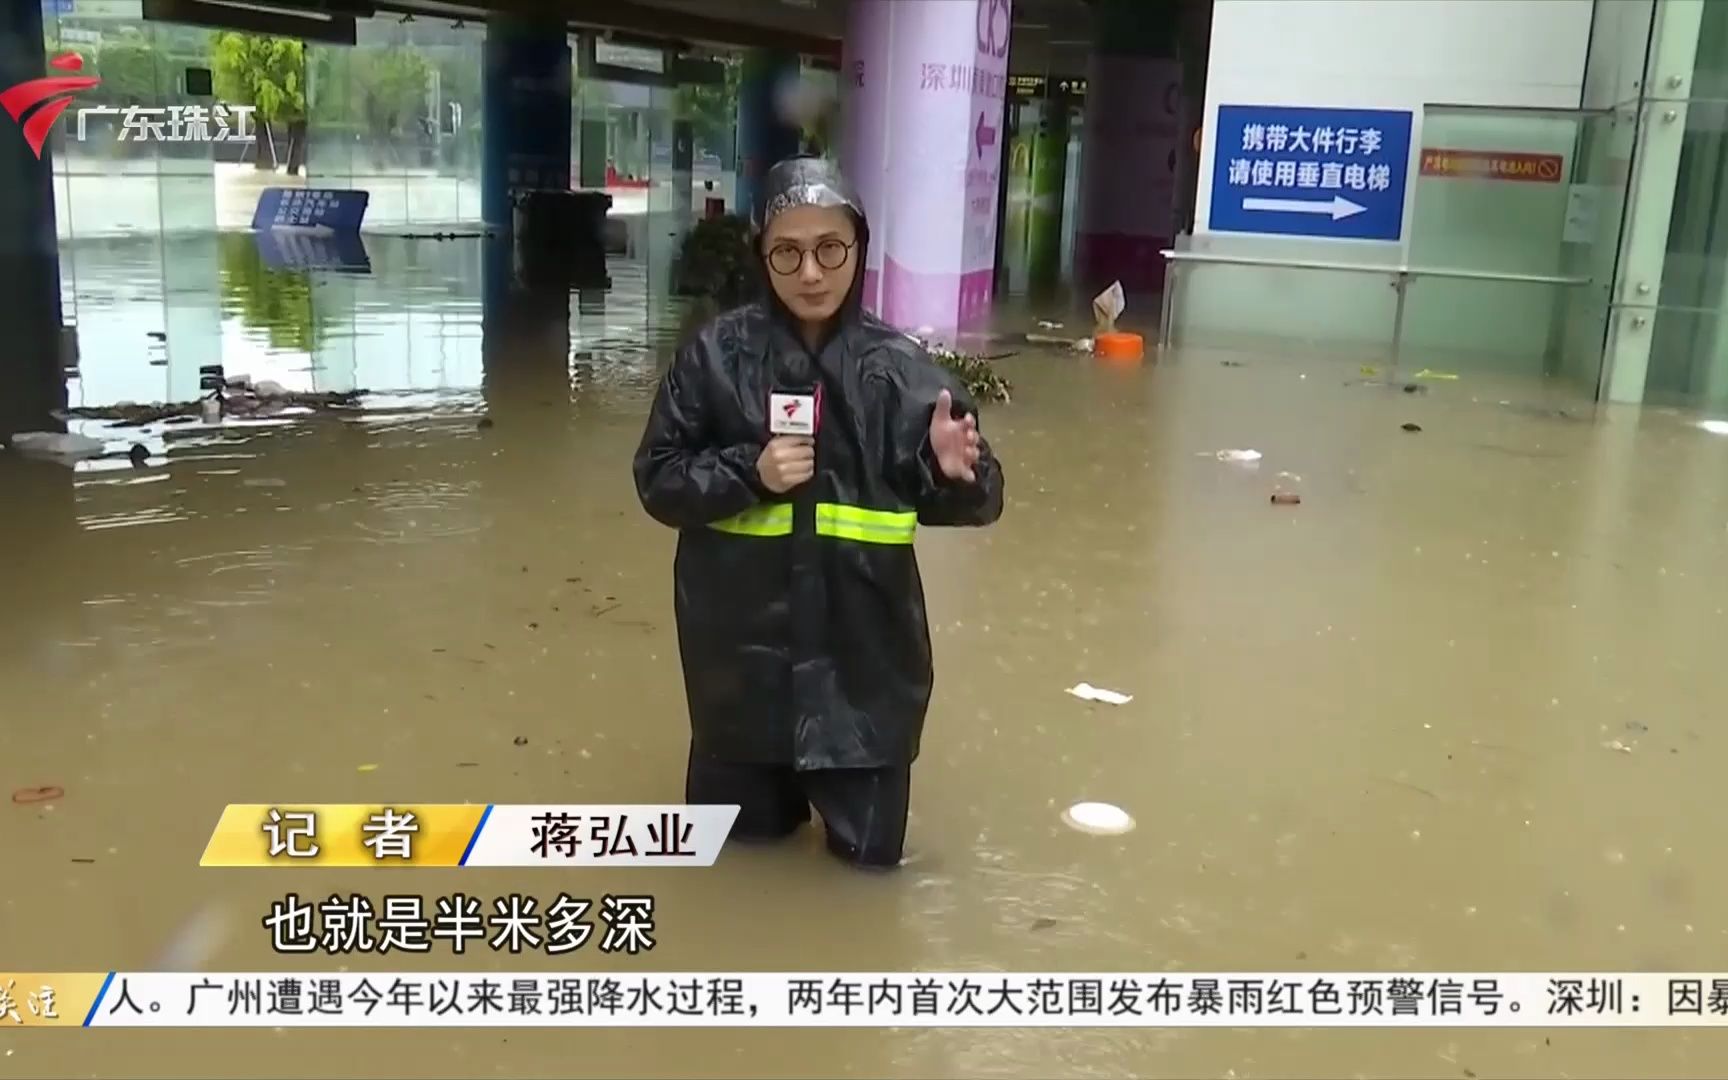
[1642, 0, 1728, 409]
[42, 1, 224, 239]
[305, 16, 485, 228]
[678, 52, 739, 217]
[41, 3, 224, 412]
[1402, 105, 1608, 384]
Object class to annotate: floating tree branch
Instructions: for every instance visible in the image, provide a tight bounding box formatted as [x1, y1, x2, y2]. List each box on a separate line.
[920, 341, 1013, 406]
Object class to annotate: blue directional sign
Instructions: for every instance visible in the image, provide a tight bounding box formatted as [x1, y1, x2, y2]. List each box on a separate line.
[252, 187, 369, 233]
[1208, 104, 1413, 241]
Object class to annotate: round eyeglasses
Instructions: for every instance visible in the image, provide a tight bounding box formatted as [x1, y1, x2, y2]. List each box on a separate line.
[767, 238, 856, 276]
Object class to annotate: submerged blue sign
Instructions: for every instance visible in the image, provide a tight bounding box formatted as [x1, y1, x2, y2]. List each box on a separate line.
[252, 187, 369, 233]
[1208, 105, 1412, 241]
[252, 229, 371, 274]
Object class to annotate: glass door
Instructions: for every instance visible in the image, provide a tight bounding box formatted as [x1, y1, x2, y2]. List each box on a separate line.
[1404, 103, 1626, 395]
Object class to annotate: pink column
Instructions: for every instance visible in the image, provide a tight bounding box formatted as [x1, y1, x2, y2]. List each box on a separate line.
[842, 0, 1012, 341]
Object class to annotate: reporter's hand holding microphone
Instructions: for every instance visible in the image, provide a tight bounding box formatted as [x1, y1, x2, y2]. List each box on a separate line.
[757, 436, 815, 494]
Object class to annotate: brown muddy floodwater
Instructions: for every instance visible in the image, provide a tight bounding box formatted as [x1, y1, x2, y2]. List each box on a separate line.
[4, 236, 1728, 1078]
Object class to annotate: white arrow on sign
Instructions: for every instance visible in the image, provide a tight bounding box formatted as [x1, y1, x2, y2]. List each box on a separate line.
[1242, 195, 1367, 220]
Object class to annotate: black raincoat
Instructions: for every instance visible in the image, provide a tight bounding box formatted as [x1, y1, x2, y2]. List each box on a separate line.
[632, 161, 1005, 772]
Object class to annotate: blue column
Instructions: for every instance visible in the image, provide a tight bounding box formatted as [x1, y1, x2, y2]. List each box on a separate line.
[736, 48, 802, 220]
[482, 17, 573, 228]
[481, 230, 571, 426]
[0, 0, 67, 437]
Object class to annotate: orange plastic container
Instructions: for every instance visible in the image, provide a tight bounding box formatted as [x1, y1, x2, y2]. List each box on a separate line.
[1094, 331, 1144, 361]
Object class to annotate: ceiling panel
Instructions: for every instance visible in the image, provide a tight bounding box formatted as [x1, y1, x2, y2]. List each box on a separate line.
[367, 0, 1093, 71]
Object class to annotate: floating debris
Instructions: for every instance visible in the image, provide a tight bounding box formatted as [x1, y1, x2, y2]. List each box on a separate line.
[1413, 368, 1460, 381]
[397, 231, 486, 241]
[62, 387, 366, 423]
[357, 763, 378, 773]
[1066, 682, 1133, 705]
[917, 341, 1013, 405]
[1215, 449, 1263, 463]
[1271, 492, 1302, 505]
[152, 902, 233, 970]
[1402, 422, 1423, 433]
[7, 431, 104, 461]
[1062, 802, 1136, 836]
[11, 785, 63, 804]
[1036, 319, 1064, 330]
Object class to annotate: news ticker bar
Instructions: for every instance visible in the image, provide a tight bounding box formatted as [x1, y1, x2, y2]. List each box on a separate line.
[7, 973, 1728, 1028]
[199, 805, 739, 867]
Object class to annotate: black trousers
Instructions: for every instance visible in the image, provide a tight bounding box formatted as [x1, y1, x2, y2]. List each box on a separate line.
[684, 747, 911, 869]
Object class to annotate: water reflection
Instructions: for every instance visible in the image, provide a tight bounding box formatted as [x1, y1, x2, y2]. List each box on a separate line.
[54, 230, 692, 419]
[217, 232, 325, 354]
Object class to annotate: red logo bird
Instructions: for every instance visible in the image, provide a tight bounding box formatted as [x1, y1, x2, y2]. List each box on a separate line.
[2, 52, 101, 160]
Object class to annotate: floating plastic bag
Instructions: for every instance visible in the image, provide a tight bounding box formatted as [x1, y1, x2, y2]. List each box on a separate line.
[1092, 281, 1125, 336]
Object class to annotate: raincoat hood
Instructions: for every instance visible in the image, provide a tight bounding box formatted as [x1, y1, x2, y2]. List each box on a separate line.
[752, 156, 870, 333]
[751, 155, 867, 235]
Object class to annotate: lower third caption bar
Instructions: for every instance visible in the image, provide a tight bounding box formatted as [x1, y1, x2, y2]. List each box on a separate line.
[8, 973, 1728, 1027]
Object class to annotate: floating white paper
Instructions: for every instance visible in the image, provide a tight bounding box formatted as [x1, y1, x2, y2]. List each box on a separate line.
[1066, 682, 1133, 705]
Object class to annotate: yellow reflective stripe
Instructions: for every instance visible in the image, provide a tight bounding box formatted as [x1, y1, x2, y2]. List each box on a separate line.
[709, 503, 916, 544]
[815, 502, 917, 545]
[708, 503, 793, 537]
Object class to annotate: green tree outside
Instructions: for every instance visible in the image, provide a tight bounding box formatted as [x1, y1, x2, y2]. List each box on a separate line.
[211, 32, 307, 174]
[307, 44, 432, 170]
[91, 37, 166, 104]
[676, 58, 740, 166]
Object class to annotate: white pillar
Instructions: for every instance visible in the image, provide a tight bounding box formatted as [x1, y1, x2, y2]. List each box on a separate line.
[841, 0, 1013, 342]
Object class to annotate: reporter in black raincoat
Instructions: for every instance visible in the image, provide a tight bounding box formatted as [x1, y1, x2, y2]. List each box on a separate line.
[632, 156, 1005, 868]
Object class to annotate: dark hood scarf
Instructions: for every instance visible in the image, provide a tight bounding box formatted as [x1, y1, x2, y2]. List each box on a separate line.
[751, 155, 871, 350]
